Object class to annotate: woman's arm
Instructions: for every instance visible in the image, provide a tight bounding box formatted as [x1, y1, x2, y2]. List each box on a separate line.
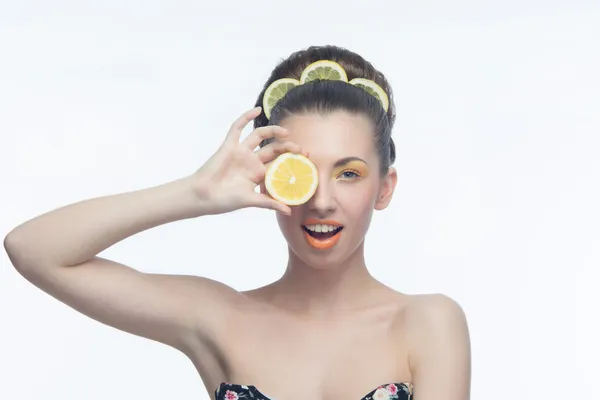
[4, 107, 302, 354]
[4, 176, 239, 351]
[407, 294, 472, 400]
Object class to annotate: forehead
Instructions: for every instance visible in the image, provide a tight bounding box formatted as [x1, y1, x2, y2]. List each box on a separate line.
[276, 111, 377, 164]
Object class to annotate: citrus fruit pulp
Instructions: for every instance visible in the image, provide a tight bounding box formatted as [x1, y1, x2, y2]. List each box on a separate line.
[300, 60, 348, 84]
[265, 153, 318, 206]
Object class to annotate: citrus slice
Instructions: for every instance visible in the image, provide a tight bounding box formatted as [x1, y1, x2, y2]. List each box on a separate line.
[263, 78, 301, 119]
[265, 153, 318, 206]
[300, 60, 348, 84]
[349, 78, 389, 112]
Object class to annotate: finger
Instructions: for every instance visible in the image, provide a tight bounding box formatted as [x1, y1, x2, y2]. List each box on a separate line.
[242, 125, 290, 150]
[251, 193, 292, 215]
[255, 141, 304, 165]
[225, 107, 262, 143]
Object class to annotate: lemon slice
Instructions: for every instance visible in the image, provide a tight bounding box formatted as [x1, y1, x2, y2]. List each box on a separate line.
[349, 78, 389, 112]
[265, 153, 318, 206]
[300, 60, 348, 84]
[263, 78, 301, 119]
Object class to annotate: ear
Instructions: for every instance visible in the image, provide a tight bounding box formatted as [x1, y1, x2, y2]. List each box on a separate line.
[374, 167, 397, 210]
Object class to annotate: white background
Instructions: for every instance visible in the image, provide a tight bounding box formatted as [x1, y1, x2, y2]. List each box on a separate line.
[1, 1, 599, 399]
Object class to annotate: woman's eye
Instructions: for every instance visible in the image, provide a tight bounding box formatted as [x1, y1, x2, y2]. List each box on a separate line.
[339, 170, 360, 179]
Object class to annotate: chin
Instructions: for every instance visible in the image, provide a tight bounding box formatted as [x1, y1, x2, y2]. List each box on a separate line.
[286, 233, 364, 271]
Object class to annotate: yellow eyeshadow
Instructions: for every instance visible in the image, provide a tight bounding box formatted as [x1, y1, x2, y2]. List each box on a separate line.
[334, 160, 370, 177]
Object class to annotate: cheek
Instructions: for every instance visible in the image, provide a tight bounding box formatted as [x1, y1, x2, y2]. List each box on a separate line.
[338, 182, 379, 221]
[275, 209, 301, 239]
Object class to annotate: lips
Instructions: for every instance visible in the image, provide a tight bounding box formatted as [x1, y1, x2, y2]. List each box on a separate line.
[302, 218, 344, 250]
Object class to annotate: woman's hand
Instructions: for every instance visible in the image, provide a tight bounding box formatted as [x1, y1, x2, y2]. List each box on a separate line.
[192, 106, 304, 216]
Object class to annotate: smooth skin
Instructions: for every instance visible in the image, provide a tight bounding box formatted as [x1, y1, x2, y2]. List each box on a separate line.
[5, 106, 471, 400]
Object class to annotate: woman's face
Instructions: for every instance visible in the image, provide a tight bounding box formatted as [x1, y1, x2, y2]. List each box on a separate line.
[268, 111, 397, 269]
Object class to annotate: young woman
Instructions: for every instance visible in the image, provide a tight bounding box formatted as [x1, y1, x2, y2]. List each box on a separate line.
[4, 45, 471, 400]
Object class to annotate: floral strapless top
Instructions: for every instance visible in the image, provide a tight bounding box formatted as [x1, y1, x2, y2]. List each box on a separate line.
[215, 382, 413, 400]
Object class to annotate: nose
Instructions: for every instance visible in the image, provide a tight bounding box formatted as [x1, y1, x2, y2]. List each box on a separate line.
[308, 177, 336, 215]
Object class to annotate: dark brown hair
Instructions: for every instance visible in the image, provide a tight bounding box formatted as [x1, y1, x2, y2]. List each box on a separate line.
[253, 45, 397, 174]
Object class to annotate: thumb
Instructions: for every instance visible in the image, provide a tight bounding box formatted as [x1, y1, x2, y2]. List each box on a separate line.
[251, 193, 291, 215]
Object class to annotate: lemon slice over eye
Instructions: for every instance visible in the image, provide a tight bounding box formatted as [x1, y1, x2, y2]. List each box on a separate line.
[263, 78, 301, 119]
[265, 153, 318, 206]
[349, 78, 389, 112]
[300, 60, 348, 84]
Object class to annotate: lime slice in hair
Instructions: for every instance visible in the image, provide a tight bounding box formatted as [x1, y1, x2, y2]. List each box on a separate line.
[263, 78, 301, 119]
[349, 78, 389, 112]
[300, 60, 348, 84]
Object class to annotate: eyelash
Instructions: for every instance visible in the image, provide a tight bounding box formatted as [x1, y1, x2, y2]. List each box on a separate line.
[338, 169, 362, 180]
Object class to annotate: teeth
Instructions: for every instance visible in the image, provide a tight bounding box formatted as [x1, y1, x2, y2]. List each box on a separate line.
[304, 224, 340, 232]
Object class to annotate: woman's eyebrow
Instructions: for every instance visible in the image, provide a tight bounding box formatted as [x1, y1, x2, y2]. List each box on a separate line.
[333, 157, 368, 168]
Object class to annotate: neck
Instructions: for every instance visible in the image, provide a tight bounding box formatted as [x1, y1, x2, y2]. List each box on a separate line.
[268, 241, 380, 317]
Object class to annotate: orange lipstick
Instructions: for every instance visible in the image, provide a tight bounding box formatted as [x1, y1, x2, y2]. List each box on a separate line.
[302, 218, 344, 250]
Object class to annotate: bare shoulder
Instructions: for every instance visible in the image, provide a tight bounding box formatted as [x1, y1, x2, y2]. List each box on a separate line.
[403, 293, 470, 354]
[402, 293, 471, 399]
[403, 293, 468, 329]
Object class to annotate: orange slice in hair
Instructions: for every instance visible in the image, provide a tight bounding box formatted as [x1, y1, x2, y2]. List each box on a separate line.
[265, 153, 318, 206]
[349, 78, 389, 112]
[300, 60, 348, 84]
[263, 78, 301, 119]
